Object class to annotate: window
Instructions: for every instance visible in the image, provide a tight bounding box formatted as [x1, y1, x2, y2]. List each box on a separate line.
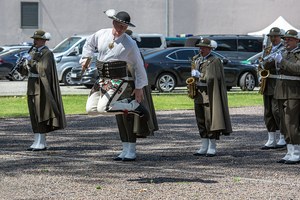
[238, 39, 263, 52]
[21, 2, 39, 28]
[52, 37, 82, 53]
[168, 50, 197, 61]
[137, 37, 162, 48]
[176, 50, 197, 60]
[215, 39, 237, 51]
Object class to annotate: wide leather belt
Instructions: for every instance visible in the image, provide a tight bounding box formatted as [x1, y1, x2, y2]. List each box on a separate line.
[269, 74, 300, 81]
[28, 72, 39, 78]
[95, 60, 127, 78]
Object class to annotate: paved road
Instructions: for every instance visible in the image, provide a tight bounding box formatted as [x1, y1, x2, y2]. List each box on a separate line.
[0, 79, 259, 96]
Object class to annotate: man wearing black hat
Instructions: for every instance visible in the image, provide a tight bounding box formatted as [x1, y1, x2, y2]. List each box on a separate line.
[191, 38, 232, 157]
[79, 9, 151, 161]
[114, 30, 158, 161]
[17, 30, 67, 151]
[258, 27, 286, 150]
[268, 29, 300, 164]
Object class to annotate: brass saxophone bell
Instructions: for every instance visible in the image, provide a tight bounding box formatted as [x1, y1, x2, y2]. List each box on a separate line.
[259, 69, 270, 78]
[186, 77, 195, 84]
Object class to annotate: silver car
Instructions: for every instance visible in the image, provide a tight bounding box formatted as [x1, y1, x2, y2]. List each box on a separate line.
[52, 35, 98, 85]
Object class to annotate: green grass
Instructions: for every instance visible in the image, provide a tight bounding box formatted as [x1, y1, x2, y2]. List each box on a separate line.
[0, 93, 263, 118]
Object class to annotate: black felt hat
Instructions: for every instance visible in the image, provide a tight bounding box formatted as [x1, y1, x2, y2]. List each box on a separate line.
[105, 9, 135, 27]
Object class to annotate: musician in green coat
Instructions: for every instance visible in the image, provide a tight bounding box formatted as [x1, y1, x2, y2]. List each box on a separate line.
[18, 30, 67, 151]
[191, 38, 232, 157]
[267, 29, 300, 164]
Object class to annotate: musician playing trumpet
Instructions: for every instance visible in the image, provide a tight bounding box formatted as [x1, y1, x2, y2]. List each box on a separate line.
[258, 27, 286, 150]
[192, 38, 232, 157]
[267, 29, 300, 164]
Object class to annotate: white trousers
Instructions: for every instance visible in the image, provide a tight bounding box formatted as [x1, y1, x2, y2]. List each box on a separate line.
[86, 78, 139, 116]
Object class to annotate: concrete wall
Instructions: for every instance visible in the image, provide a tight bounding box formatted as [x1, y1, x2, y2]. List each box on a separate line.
[1, 0, 300, 48]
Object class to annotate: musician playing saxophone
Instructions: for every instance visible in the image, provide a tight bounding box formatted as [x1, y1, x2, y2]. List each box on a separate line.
[192, 38, 232, 157]
[258, 27, 286, 150]
[268, 29, 300, 164]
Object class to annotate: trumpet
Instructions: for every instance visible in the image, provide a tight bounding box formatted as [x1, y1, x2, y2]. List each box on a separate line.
[260, 45, 286, 62]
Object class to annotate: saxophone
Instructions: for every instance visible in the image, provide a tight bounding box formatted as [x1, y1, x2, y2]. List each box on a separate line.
[258, 44, 272, 94]
[186, 54, 200, 99]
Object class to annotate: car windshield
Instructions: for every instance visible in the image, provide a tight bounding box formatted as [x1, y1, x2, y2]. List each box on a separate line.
[52, 37, 82, 53]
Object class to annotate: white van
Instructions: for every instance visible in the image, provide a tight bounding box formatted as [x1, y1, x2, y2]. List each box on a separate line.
[137, 34, 166, 49]
[52, 35, 98, 85]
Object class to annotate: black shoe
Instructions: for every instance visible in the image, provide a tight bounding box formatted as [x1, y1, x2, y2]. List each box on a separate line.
[26, 147, 34, 151]
[193, 152, 206, 156]
[260, 145, 276, 150]
[276, 159, 286, 163]
[122, 157, 136, 161]
[284, 160, 300, 164]
[132, 104, 150, 121]
[275, 144, 286, 148]
[32, 147, 47, 151]
[206, 153, 216, 157]
[113, 156, 123, 161]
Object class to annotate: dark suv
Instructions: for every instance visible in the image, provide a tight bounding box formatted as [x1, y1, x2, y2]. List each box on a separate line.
[185, 35, 263, 61]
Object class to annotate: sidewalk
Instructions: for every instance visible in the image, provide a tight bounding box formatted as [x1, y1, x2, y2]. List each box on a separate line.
[0, 107, 299, 199]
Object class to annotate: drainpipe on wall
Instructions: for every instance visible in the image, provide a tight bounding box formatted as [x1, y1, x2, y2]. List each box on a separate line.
[166, 0, 169, 37]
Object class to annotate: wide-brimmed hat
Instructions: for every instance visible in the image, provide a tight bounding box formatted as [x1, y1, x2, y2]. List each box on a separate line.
[104, 9, 135, 27]
[282, 29, 300, 40]
[196, 38, 217, 50]
[267, 27, 285, 36]
[30, 30, 51, 41]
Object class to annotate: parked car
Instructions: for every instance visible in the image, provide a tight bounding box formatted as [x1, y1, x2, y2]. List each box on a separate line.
[70, 49, 156, 88]
[70, 63, 98, 88]
[144, 47, 258, 92]
[52, 34, 98, 86]
[0, 43, 32, 55]
[54, 33, 165, 86]
[165, 37, 186, 47]
[0, 48, 28, 81]
[137, 34, 166, 50]
[185, 35, 263, 62]
[70, 47, 258, 92]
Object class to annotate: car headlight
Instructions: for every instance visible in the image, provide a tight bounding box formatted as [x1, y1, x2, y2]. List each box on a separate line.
[55, 56, 62, 63]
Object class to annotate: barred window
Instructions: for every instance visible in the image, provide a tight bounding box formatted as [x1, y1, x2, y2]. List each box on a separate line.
[21, 2, 39, 28]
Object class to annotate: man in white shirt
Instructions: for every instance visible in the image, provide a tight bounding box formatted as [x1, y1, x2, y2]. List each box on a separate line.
[79, 9, 149, 161]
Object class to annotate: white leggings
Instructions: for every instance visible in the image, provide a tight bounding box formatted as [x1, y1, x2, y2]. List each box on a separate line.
[86, 78, 139, 116]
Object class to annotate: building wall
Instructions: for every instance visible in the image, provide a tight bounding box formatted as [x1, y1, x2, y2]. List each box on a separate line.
[1, 0, 299, 48]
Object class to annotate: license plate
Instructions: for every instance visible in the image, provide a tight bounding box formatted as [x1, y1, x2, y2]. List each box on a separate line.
[71, 73, 77, 78]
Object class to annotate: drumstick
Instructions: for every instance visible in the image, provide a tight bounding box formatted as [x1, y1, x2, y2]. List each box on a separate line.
[81, 56, 93, 75]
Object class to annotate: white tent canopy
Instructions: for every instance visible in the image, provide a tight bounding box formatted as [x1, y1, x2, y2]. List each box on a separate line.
[248, 16, 300, 36]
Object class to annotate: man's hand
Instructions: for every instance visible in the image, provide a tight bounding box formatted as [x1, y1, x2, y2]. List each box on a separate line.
[271, 52, 283, 63]
[81, 60, 90, 71]
[131, 88, 144, 103]
[191, 69, 200, 78]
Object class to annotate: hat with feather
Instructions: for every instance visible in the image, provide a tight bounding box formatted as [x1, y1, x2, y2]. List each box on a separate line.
[104, 9, 135, 27]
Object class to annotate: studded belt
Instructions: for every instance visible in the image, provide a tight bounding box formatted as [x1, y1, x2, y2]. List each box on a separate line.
[95, 60, 127, 78]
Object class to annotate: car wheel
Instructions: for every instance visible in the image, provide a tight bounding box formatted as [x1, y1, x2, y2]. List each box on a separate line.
[62, 68, 74, 86]
[11, 71, 25, 81]
[156, 72, 176, 92]
[239, 72, 256, 91]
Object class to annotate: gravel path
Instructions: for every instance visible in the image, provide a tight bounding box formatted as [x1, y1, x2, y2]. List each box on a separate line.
[1, 107, 299, 199]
